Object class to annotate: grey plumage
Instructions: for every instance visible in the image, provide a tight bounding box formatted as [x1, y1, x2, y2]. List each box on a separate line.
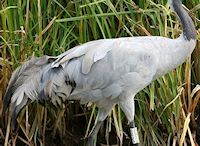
[2, 56, 56, 129]
[2, 0, 196, 145]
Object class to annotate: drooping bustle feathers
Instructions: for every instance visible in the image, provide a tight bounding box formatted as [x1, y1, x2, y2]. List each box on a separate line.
[2, 56, 56, 130]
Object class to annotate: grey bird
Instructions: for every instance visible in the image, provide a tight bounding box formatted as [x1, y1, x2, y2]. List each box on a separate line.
[2, 0, 196, 145]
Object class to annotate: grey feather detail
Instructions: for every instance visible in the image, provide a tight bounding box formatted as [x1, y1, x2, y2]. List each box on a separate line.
[51, 39, 114, 74]
[80, 89, 103, 104]
[11, 96, 28, 130]
[2, 64, 23, 130]
[102, 84, 122, 98]
[39, 65, 76, 107]
[51, 45, 87, 67]
[3, 57, 39, 116]
[81, 42, 112, 74]
[81, 49, 95, 74]
[2, 55, 56, 130]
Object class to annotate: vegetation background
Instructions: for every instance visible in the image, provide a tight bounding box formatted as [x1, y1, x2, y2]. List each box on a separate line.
[0, 0, 200, 145]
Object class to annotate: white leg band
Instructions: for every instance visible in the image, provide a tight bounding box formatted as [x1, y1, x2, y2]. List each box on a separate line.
[130, 127, 140, 144]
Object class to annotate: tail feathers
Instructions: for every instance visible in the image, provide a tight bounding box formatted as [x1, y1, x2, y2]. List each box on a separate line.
[2, 62, 28, 131]
[2, 55, 76, 131]
[10, 96, 29, 131]
[38, 66, 74, 107]
[2, 63, 24, 117]
[2, 55, 56, 131]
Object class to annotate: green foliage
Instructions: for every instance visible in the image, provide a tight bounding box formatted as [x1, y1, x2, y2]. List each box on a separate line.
[0, 0, 200, 145]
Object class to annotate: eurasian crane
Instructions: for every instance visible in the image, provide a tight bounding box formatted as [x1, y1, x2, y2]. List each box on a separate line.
[2, 0, 196, 145]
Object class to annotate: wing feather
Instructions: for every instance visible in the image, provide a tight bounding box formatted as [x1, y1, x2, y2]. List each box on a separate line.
[52, 39, 115, 74]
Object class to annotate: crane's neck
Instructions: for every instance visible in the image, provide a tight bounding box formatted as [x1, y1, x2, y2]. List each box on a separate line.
[155, 0, 196, 78]
[170, 0, 196, 40]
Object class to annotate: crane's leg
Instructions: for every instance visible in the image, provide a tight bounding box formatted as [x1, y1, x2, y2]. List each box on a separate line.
[119, 96, 140, 146]
[87, 121, 103, 146]
[87, 105, 114, 146]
